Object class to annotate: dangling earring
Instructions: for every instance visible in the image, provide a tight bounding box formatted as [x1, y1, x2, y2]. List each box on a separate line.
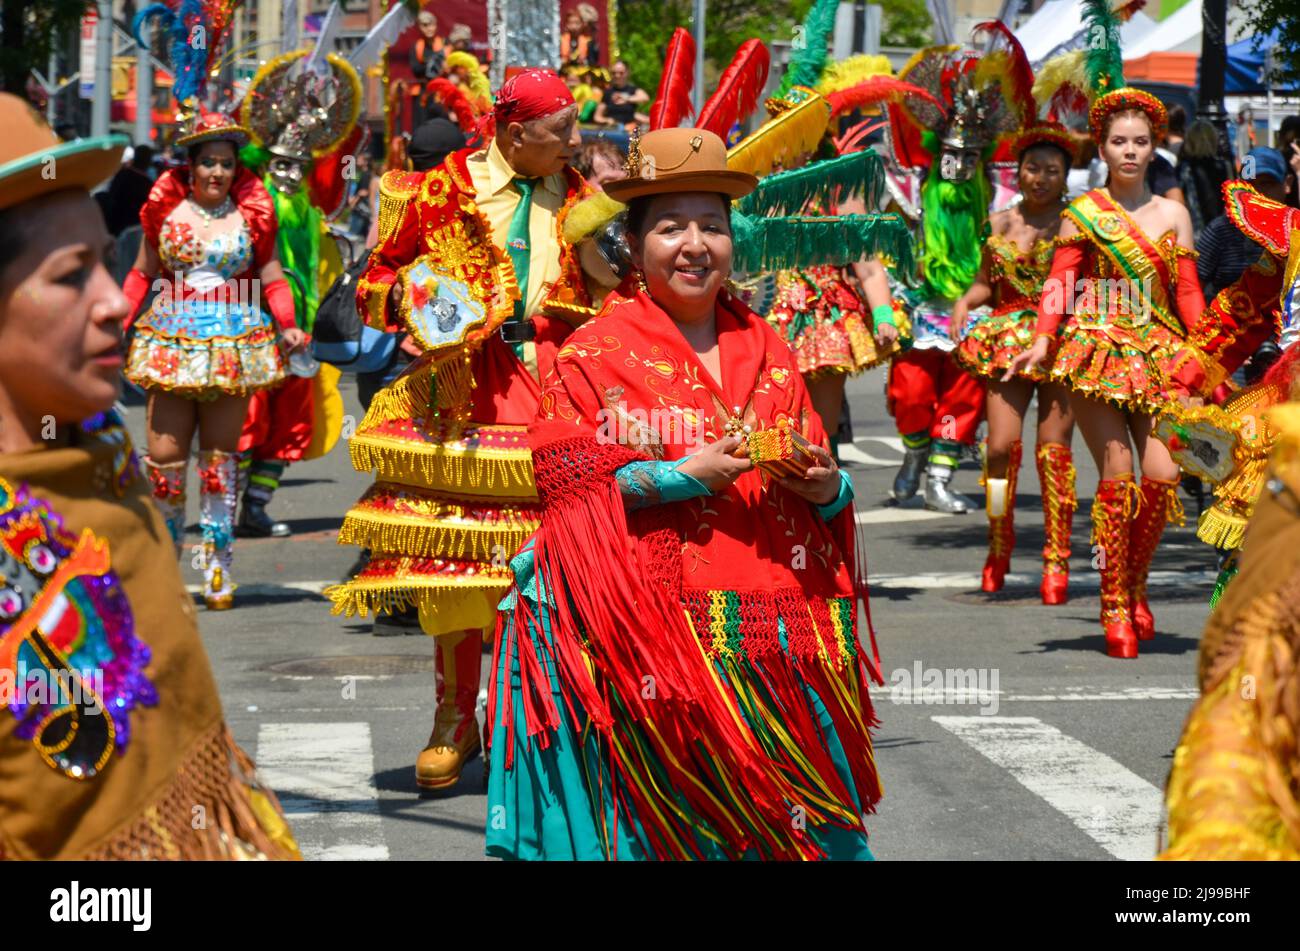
[634, 268, 648, 292]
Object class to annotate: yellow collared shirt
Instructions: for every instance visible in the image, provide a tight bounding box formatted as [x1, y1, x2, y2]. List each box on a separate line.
[465, 140, 566, 377]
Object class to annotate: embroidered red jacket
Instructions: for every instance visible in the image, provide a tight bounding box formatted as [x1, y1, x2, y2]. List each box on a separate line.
[355, 148, 595, 422]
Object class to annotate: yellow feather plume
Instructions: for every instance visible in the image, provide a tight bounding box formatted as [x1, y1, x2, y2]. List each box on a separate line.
[1033, 51, 1087, 110]
[562, 191, 627, 245]
[446, 51, 492, 106]
[973, 50, 1010, 94]
[816, 54, 894, 95]
[727, 92, 833, 178]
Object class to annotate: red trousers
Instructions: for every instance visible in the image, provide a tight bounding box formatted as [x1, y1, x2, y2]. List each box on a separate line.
[886, 348, 985, 443]
[238, 373, 314, 461]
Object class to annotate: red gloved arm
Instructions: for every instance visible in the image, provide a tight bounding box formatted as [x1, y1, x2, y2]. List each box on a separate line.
[1034, 243, 1084, 338]
[1174, 253, 1209, 337]
[1162, 252, 1222, 398]
[263, 278, 298, 332]
[122, 267, 151, 334]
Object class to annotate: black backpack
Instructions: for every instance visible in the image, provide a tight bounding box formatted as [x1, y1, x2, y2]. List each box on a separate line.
[310, 253, 398, 374]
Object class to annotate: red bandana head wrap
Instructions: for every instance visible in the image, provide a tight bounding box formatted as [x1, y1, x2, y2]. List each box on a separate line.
[493, 68, 575, 129]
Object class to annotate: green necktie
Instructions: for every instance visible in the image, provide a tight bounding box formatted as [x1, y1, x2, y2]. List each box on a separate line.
[504, 177, 538, 360]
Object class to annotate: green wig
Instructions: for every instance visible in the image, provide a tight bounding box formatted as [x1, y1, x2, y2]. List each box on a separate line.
[264, 176, 323, 333]
[919, 131, 991, 303]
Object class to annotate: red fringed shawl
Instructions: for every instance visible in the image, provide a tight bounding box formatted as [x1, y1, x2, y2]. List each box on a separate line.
[492, 290, 883, 860]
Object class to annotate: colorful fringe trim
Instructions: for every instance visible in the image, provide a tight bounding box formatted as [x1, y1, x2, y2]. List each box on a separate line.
[349, 421, 537, 497]
[955, 307, 1050, 383]
[1196, 379, 1286, 551]
[491, 434, 880, 861]
[338, 481, 541, 561]
[125, 324, 285, 399]
[71, 722, 299, 861]
[326, 554, 513, 617]
[1048, 317, 1182, 413]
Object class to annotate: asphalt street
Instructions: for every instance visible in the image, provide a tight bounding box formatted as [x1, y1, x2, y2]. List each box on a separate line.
[120, 364, 1215, 861]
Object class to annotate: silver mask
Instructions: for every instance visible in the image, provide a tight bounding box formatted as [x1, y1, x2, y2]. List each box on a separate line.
[939, 147, 981, 183]
[269, 156, 306, 196]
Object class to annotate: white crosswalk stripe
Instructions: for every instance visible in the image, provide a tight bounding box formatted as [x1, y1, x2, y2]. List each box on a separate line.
[932, 716, 1164, 861]
[256, 722, 390, 861]
[244, 711, 1177, 860]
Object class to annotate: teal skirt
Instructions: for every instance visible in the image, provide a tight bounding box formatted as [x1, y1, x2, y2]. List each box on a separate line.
[485, 599, 875, 861]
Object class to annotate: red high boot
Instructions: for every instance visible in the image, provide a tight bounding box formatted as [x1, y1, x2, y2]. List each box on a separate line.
[1037, 442, 1076, 605]
[415, 628, 484, 790]
[1129, 476, 1185, 641]
[1092, 476, 1138, 658]
[981, 440, 1021, 592]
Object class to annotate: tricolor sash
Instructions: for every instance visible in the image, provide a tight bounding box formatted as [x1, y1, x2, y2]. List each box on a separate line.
[1064, 189, 1183, 336]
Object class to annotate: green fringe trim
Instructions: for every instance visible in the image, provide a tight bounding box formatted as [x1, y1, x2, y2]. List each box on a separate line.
[735, 150, 885, 218]
[731, 212, 914, 274]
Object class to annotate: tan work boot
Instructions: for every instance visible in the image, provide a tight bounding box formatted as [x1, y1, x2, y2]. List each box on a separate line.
[415, 629, 483, 790]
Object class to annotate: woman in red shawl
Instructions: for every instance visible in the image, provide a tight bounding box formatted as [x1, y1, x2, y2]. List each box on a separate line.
[485, 129, 881, 860]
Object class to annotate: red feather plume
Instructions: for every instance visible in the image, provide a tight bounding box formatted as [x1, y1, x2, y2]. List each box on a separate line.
[424, 78, 480, 136]
[973, 20, 1036, 123]
[649, 28, 697, 130]
[832, 118, 888, 156]
[695, 39, 771, 139]
[827, 75, 945, 118]
[1048, 82, 1090, 124]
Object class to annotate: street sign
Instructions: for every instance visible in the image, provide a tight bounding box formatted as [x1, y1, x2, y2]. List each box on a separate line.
[80, 10, 98, 99]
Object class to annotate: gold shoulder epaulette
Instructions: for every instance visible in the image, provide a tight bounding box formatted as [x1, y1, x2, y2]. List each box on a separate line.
[376, 170, 423, 246]
[380, 169, 423, 200]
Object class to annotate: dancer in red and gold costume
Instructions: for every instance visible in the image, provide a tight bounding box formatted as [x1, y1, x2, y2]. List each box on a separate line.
[953, 122, 1077, 601]
[877, 24, 1033, 512]
[1158, 211, 1300, 860]
[327, 70, 596, 791]
[1156, 180, 1300, 603]
[1009, 82, 1215, 657]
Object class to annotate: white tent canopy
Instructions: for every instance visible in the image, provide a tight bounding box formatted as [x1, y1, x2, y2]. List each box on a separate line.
[1015, 0, 1158, 66]
[1122, 0, 1203, 58]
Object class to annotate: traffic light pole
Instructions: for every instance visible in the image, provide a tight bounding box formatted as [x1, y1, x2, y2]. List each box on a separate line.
[1198, 0, 1233, 162]
[92, 0, 112, 137]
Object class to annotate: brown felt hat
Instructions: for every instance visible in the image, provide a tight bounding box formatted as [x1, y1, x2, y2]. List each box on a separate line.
[0, 93, 127, 212]
[603, 127, 757, 202]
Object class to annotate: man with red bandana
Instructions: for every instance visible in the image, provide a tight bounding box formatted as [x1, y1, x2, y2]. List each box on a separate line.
[326, 70, 600, 790]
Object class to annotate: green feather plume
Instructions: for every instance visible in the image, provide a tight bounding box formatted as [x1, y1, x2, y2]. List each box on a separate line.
[735, 150, 886, 218]
[1081, 0, 1125, 97]
[731, 211, 915, 274]
[776, 0, 840, 99]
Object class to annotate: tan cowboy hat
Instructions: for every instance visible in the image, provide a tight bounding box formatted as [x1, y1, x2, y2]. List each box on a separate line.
[0, 93, 127, 212]
[603, 127, 757, 202]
